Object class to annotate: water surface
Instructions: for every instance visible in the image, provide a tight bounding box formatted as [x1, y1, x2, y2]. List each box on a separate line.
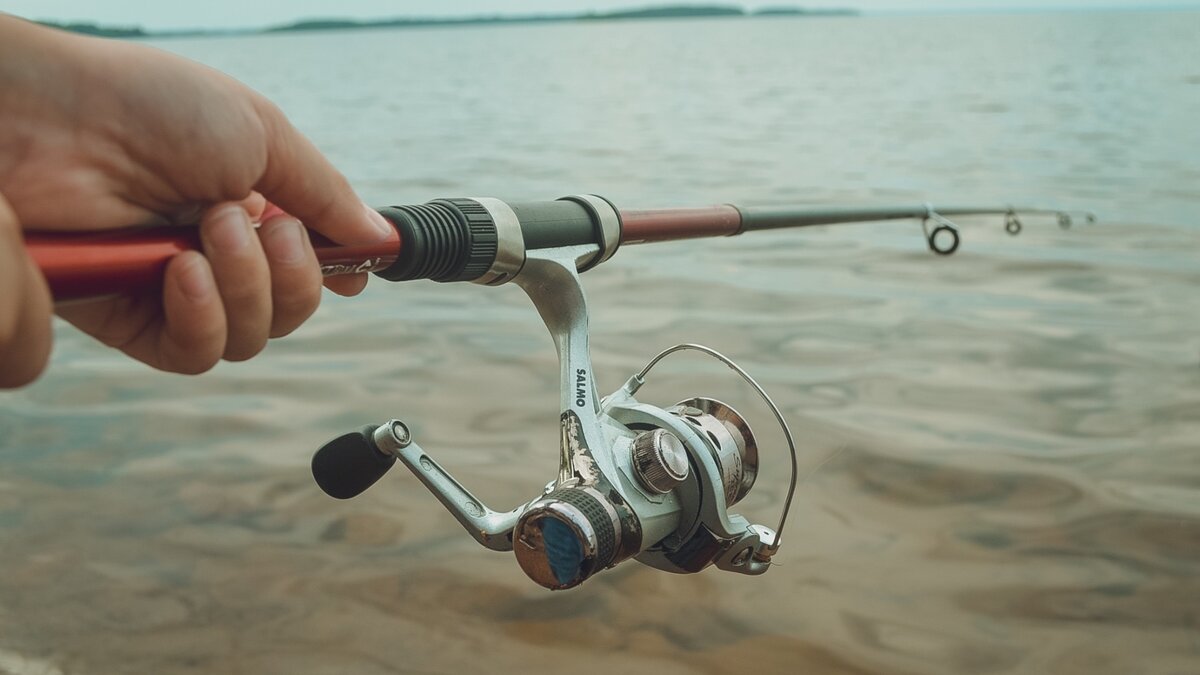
[2, 11, 1199, 674]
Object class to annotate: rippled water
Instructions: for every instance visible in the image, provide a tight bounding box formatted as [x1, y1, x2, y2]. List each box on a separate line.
[2, 11, 1200, 675]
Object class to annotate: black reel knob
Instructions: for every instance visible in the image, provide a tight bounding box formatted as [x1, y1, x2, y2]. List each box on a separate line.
[312, 425, 396, 499]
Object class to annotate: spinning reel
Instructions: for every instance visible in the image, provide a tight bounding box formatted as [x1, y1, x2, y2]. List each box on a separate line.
[311, 202, 797, 590]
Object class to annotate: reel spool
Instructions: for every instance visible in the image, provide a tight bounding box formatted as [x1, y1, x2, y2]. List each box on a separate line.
[311, 242, 797, 590]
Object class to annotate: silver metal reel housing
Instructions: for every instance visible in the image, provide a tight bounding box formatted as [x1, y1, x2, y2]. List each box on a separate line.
[670, 397, 758, 506]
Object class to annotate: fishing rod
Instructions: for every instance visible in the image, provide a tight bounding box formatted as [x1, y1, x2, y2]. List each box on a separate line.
[26, 199, 1094, 302]
[24, 195, 1092, 590]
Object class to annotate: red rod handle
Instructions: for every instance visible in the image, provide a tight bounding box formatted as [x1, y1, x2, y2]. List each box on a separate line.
[27, 226, 401, 302]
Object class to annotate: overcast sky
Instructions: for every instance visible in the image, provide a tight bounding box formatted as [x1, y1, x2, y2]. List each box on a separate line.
[4, 0, 1196, 31]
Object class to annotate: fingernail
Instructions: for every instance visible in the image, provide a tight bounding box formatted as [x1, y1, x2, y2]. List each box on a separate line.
[179, 256, 215, 301]
[264, 218, 306, 265]
[208, 205, 251, 252]
[365, 205, 395, 240]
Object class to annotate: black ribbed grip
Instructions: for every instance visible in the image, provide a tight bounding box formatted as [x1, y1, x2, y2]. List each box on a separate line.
[550, 487, 617, 570]
[375, 199, 497, 282]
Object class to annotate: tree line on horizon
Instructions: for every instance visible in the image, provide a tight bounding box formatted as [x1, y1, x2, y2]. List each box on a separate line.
[36, 4, 857, 39]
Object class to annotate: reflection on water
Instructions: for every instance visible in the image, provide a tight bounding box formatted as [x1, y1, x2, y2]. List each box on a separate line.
[3, 10, 1200, 675]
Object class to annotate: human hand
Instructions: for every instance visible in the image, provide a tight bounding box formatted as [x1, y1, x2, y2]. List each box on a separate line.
[0, 16, 393, 384]
[0, 192, 52, 388]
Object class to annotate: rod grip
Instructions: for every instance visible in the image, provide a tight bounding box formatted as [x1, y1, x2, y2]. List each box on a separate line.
[375, 199, 497, 282]
[373, 196, 620, 282]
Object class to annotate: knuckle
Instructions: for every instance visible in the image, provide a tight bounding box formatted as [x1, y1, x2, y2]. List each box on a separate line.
[222, 313, 271, 362]
[207, 260, 273, 311]
[250, 91, 286, 123]
[165, 334, 225, 374]
[87, 297, 147, 349]
[271, 284, 321, 337]
[221, 281, 270, 311]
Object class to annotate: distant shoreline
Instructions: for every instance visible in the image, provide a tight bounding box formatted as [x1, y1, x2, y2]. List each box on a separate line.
[35, 4, 858, 40]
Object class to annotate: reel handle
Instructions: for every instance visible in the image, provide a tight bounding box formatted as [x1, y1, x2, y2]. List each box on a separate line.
[311, 425, 396, 499]
[313, 419, 522, 551]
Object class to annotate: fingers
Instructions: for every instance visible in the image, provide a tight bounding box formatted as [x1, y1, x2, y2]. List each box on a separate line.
[323, 274, 369, 297]
[197, 205, 326, 357]
[0, 195, 53, 388]
[60, 252, 229, 375]
[58, 207, 327, 375]
[252, 100, 394, 247]
[150, 209, 323, 369]
[154, 252, 228, 373]
[237, 191, 268, 221]
[199, 204, 271, 361]
[258, 214, 322, 337]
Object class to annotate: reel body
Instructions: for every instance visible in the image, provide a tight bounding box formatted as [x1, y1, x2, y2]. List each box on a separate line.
[312, 240, 792, 590]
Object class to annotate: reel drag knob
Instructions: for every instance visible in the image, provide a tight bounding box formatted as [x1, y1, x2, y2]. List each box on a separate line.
[512, 487, 620, 590]
[311, 421, 409, 499]
[632, 429, 690, 494]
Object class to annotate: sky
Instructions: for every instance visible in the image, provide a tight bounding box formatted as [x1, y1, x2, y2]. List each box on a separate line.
[4, 0, 1196, 31]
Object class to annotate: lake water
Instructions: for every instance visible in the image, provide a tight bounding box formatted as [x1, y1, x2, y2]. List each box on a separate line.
[2, 11, 1199, 675]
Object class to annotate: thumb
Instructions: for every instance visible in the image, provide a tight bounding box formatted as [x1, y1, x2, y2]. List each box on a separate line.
[251, 99, 393, 246]
[0, 192, 53, 388]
